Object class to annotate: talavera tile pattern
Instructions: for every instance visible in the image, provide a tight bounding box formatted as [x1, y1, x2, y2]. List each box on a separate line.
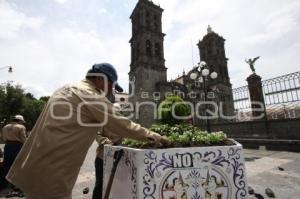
[104, 141, 248, 199]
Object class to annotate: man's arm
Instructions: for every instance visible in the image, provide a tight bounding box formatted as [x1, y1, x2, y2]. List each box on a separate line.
[80, 94, 168, 144]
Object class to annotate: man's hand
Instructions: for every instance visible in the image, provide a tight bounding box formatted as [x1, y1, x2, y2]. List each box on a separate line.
[147, 132, 171, 146]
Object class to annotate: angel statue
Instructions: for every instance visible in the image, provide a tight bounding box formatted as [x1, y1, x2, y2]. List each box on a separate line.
[245, 56, 260, 73]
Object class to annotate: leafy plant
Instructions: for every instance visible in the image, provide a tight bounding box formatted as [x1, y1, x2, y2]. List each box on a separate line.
[122, 124, 230, 148]
[157, 95, 191, 125]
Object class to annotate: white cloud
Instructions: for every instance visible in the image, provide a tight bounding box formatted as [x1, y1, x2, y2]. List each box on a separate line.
[0, 1, 44, 39]
[98, 8, 107, 14]
[0, 28, 110, 97]
[241, 1, 300, 46]
[0, 1, 106, 97]
[0, 16, 129, 97]
[53, 0, 68, 4]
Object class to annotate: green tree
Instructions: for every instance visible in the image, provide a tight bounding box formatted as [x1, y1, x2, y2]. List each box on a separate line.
[21, 94, 47, 130]
[39, 96, 50, 102]
[0, 83, 24, 122]
[0, 83, 48, 130]
[158, 95, 191, 125]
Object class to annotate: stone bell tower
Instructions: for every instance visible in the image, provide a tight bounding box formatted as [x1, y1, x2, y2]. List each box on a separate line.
[197, 26, 234, 119]
[129, 0, 167, 127]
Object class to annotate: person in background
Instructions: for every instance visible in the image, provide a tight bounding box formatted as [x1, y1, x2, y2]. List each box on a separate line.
[1, 115, 26, 197]
[92, 131, 113, 199]
[92, 96, 121, 199]
[6, 63, 170, 199]
[92, 111, 123, 199]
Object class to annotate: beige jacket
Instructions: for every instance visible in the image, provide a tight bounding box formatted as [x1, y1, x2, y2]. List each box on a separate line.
[95, 127, 122, 159]
[1, 122, 26, 144]
[7, 80, 159, 199]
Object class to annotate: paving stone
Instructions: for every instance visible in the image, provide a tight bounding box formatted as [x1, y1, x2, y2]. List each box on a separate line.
[254, 193, 264, 199]
[265, 187, 275, 198]
[248, 185, 255, 195]
[278, 166, 285, 171]
[82, 187, 89, 194]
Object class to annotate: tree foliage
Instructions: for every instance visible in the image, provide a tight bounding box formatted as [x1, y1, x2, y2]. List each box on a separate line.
[157, 95, 191, 125]
[0, 82, 48, 130]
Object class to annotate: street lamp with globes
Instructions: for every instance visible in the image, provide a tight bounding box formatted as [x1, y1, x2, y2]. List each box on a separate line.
[0, 66, 13, 73]
[190, 61, 218, 133]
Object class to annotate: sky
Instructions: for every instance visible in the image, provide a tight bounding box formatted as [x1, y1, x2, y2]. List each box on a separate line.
[0, 0, 299, 98]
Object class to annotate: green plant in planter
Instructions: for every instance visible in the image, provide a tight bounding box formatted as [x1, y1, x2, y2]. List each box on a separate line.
[122, 124, 229, 148]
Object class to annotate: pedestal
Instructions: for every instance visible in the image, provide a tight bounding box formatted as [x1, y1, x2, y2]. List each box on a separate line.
[247, 73, 267, 120]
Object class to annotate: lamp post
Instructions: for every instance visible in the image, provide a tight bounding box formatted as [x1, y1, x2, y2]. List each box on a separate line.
[0, 66, 13, 73]
[154, 93, 160, 108]
[153, 92, 160, 123]
[190, 61, 218, 133]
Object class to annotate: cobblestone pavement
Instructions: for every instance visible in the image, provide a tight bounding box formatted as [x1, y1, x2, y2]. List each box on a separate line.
[244, 149, 300, 199]
[1, 143, 300, 199]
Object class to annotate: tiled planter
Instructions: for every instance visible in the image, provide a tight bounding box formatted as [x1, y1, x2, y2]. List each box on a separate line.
[103, 140, 248, 199]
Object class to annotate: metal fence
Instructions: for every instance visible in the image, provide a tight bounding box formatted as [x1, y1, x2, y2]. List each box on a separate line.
[232, 85, 251, 110]
[232, 71, 300, 120]
[262, 71, 300, 105]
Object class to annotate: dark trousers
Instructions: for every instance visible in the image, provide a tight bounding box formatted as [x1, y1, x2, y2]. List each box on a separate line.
[92, 157, 103, 199]
[0, 142, 23, 189]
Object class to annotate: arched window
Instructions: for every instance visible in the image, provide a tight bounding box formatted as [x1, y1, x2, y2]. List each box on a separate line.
[146, 40, 152, 56]
[154, 15, 159, 30]
[154, 23, 159, 30]
[219, 64, 224, 79]
[146, 11, 150, 17]
[155, 43, 160, 56]
[146, 12, 150, 28]
[146, 20, 150, 28]
[207, 47, 212, 55]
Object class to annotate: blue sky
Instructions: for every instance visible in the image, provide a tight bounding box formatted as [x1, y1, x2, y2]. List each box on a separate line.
[0, 0, 300, 97]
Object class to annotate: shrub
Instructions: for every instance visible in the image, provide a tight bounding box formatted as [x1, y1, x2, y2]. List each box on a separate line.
[157, 95, 191, 125]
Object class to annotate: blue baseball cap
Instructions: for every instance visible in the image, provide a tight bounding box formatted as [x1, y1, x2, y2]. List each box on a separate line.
[87, 63, 123, 92]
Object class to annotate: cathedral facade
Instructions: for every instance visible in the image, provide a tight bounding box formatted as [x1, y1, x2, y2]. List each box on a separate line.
[128, 0, 234, 127]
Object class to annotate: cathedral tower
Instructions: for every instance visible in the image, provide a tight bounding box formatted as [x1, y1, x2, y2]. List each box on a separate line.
[129, 0, 167, 127]
[197, 26, 234, 119]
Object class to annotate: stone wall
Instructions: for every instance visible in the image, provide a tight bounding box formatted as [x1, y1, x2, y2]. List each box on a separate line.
[234, 138, 300, 152]
[211, 118, 300, 140]
[209, 118, 300, 152]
